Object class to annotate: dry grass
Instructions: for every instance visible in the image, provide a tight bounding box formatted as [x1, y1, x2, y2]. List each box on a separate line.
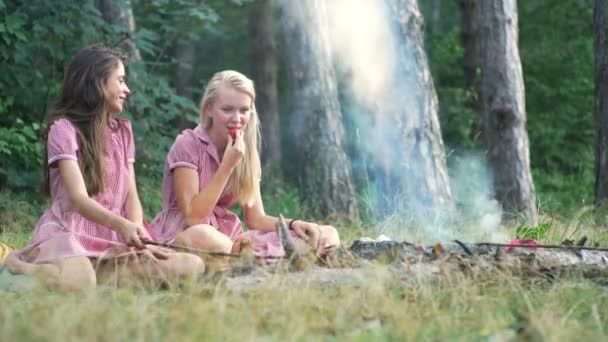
[1, 265, 607, 341]
[2, 190, 608, 341]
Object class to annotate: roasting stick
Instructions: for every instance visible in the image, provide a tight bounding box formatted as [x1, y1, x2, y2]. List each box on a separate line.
[141, 238, 280, 259]
[141, 238, 240, 258]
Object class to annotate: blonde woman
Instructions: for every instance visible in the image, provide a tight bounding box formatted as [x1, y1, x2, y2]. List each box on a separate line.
[151, 70, 340, 258]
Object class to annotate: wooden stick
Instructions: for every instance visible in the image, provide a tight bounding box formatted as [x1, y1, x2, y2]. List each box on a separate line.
[277, 214, 297, 258]
[477, 242, 608, 252]
[141, 238, 281, 259]
[141, 239, 240, 258]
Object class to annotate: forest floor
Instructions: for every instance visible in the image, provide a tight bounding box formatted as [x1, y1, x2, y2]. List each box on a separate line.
[2, 190, 608, 340]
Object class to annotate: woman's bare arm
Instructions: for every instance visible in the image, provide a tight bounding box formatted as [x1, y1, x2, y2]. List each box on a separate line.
[124, 163, 144, 225]
[57, 159, 145, 248]
[174, 163, 234, 227]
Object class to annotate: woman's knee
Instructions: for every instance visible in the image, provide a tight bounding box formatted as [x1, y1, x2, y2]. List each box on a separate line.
[319, 225, 341, 247]
[165, 253, 205, 277]
[175, 224, 232, 253]
[54, 256, 97, 291]
[175, 224, 213, 245]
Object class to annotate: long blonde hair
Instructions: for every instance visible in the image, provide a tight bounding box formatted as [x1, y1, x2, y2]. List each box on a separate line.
[200, 70, 261, 206]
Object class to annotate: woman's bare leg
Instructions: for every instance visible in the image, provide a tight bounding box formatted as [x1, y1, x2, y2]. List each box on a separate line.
[96, 250, 205, 288]
[6, 253, 96, 291]
[130, 251, 205, 285]
[174, 224, 233, 254]
[317, 225, 341, 255]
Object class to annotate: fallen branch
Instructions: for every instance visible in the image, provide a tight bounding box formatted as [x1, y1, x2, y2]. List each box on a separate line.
[477, 242, 608, 252]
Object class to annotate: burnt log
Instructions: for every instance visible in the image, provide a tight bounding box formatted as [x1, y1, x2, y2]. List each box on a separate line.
[345, 240, 608, 283]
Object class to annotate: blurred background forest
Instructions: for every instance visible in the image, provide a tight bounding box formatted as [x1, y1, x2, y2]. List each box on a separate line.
[0, 0, 599, 228]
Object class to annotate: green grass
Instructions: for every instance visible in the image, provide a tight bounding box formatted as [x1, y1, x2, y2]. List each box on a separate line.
[0, 268, 607, 340]
[3, 184, 608, 341]
[0, 189, 46, 248]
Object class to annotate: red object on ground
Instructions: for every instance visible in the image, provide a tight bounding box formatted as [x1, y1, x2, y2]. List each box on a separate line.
[505, 239, 541, 251]
[229, 128, 239, 139]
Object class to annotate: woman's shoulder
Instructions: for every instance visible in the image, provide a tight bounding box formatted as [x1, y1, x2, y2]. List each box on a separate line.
[48, 117, 75, 130]
[47, 117, 77, 138]
[174, 126, 207, 146]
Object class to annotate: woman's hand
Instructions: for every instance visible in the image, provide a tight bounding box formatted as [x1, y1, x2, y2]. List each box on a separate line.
[116, 223, 171, 260]
[222, 130, 246, 170]
[141, 244, 171, 261]
[290, 220, 321, 250]
[116, 221, 149, 249]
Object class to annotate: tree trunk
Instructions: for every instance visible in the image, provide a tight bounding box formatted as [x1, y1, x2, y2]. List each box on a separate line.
[456, 0, 479, 95]
[174, 43, 195, 98]
[476, 0, 537, 223]
[594, 0, 608, 204]
[278, 0, 359, 220]
[430, 0, 442, 34]
[456, 0, 482, 144]
[249, 0, 281, 166]
[97, 0, 141, 62]
[378, 0, 453, 215]
[171, 42, 196, 130]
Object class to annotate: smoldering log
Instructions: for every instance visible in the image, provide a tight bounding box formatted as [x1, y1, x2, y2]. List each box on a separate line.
[345, 240, 608, 282]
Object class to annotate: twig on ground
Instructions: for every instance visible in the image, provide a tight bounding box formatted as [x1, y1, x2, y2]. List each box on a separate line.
[478, 242, 608, 252]
[454, 240, 474, 256]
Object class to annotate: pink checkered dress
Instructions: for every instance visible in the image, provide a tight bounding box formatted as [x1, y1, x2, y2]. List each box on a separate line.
[13, 118, 139, 263]
[150, 125, 298, 257]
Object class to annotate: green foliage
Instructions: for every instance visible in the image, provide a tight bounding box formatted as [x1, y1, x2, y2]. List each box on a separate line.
[259, 163, 311, 221]
[425, 4, 481, 151]
[0, 1, 106, 189]
[125, 63, 199, 179]
[519, 0, 595, 210]
[133, 0, 219, 45]
[0, 119, 43, 188]
[515, 223, 550, 240]
[0, 1, 106, 126]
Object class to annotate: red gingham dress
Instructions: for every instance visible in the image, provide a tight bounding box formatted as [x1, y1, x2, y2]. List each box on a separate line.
[13, 118, 140, 263]
[150, 125, 299, 257]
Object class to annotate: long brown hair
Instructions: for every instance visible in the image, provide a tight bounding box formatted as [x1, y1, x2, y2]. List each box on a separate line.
[199, 70, 261, 206]
[43, 44, 126, 196]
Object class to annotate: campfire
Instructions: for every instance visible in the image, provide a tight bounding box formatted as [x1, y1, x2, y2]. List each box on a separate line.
[144, 216, 608, 285]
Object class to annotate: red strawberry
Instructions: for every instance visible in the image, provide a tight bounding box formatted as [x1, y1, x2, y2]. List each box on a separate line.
[229, 128, 239, 139]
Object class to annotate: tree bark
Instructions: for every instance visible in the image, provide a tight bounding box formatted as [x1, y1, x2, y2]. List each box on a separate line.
[430, 0, 442, 34]
[378, 0, 453, 215]
[476, 0, 537, 223]
[456, 0, 479, 95]
[174, 43, 195, 98]
[594, 0, 608, 204]
[456, 0, 482, 142]
[97, 0, 141, 62]
[171, 42, 196, 130]
[249, 0, 281, 166]
[278, 0, 359, 220]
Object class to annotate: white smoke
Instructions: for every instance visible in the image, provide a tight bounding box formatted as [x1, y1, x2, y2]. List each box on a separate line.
[326, 0, 397, 110]
[281, 0, 506, 242]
